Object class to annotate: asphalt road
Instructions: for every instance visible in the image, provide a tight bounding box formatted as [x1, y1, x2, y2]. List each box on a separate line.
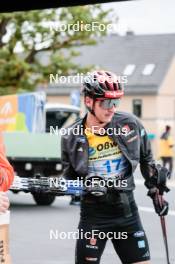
[8, 173, 175, 264]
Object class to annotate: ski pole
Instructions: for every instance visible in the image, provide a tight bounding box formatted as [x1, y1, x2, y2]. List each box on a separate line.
[158, 195, 171, 264]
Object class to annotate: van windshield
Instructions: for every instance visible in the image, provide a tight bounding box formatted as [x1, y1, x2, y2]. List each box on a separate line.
[46, 110, 79, 132]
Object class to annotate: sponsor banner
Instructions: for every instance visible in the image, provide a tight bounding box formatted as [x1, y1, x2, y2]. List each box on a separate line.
[0, 92, 46, 132]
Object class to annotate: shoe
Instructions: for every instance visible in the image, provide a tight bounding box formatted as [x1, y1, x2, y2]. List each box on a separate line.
[70, 200, 80, 206]
[69, 195, 81, 205]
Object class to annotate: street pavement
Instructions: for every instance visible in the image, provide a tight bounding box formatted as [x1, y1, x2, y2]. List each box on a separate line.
[8, 171, 175, 264]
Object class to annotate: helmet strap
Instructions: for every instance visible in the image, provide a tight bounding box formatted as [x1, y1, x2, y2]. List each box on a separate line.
[88, 99, 105, 125]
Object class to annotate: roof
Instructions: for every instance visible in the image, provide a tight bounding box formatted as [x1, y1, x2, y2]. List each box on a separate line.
[46, 103, 80, 112]
[45, 83, 81, 96]
[46, 33, 175, 96]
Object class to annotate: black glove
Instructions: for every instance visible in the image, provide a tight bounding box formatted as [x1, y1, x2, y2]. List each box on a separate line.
[145, 164, 170, 194]
[148, 188, 169, 216]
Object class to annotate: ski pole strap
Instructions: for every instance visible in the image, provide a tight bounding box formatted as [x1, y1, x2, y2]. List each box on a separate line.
[147, 189, 169, 216]
[158, 195, 169, 217]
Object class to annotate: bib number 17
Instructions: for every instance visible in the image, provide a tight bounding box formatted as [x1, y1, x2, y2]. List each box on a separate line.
[103, 158, 122, 173]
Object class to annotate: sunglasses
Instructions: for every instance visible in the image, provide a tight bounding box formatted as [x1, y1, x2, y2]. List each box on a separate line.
[97, 99, 121, 109]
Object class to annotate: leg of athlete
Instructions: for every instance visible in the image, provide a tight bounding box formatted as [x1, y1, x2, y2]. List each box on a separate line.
[75, 221, 107, 264]
[111, 213, 151, 264]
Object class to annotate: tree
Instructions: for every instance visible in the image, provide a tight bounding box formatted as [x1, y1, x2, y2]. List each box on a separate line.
[0, 6, 116, 95]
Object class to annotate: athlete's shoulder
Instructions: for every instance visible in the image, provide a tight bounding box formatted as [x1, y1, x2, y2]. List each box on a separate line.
[66, 117, 83, 129]
[61, 116, 84, 140]
[114, 111, 139, 123]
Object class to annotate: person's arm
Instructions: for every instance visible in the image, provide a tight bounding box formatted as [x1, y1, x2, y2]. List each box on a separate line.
[167, 137, 174, 148]
[136, 119, 169, 216]
[0, 192, 9, 213]
[136, 120, 156, 186]
[61, 135, 78, 181]
[0, 134, 14, 192]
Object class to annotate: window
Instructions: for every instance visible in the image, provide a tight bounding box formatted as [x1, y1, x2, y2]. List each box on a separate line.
[46, 110, 79, 132]
[133, 99, 142, 118]
[142, 64, 155, 75]
[123, 64, 135, 76]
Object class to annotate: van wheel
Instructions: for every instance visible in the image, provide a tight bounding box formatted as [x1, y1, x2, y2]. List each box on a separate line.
[32, 193, 56, 205]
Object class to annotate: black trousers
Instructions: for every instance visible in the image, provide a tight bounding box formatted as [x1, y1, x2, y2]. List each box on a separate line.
[75, 216, 150, 264]
[161, 157, 173, 178]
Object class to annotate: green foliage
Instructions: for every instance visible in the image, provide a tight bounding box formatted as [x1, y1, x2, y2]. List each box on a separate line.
[0, 6, 114, 95]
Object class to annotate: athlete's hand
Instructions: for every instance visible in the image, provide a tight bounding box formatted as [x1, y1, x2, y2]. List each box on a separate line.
[0, 192, 9, 213]
[148, 188, 169, 216]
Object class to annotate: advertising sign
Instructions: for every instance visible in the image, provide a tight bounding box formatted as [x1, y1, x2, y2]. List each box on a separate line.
[0, 92, 46, 133]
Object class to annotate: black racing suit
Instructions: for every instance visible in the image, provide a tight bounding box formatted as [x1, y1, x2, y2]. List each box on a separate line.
[61, 111, 155, 263]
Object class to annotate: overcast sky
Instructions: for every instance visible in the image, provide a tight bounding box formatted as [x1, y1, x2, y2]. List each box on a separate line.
[103, 0, 175, 35]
